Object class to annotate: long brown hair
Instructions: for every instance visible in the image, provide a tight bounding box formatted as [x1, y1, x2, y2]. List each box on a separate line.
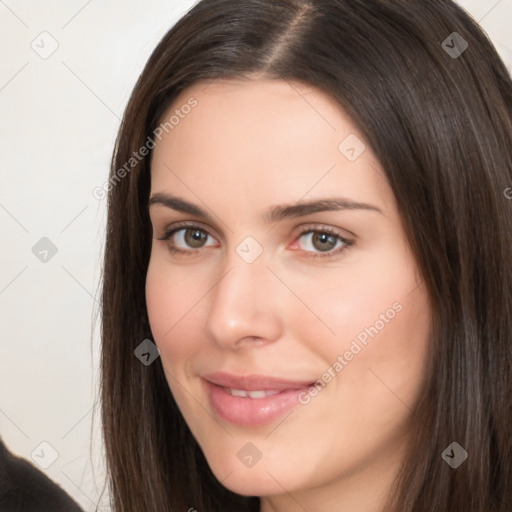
[100, 1, 512, 510]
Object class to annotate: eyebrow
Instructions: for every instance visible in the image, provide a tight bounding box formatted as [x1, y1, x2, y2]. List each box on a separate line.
[148, 193, 383, 223]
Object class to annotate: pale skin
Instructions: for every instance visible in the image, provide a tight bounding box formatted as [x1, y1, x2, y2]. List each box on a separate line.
[146, 78, 432, 512]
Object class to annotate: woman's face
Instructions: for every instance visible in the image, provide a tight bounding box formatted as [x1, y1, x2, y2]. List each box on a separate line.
[146, 78, 432, 511]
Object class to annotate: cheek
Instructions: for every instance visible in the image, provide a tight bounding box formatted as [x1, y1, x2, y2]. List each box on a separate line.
[290, 240, 415, 341]
[330, 283, 431, 425]
[299, 274, 409, 362]
[291, 288, 431, 479]
[145, 256, 206, 362]
[306, 248, 431, 410]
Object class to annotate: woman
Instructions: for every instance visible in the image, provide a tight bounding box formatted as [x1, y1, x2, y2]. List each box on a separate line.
[100, 0, 512, 510]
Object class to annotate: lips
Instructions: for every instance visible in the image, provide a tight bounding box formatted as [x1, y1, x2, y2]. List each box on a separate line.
[204, 372, 314, 391]
[202, 372, 315, 426]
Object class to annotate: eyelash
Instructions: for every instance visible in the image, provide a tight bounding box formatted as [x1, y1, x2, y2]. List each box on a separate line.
[156, 222, 354, 260]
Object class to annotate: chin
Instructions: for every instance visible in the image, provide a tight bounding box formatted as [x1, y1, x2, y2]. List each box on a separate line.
[217, 474, 283, 497]
[204, 456, 286, 497]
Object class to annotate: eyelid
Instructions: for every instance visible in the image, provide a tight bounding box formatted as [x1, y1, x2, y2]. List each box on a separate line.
[157, 220, 221, 242]
[290, 222, 355, 243]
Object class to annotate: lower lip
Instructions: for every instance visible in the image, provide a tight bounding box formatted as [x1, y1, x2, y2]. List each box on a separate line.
[204, 380, 308, 427]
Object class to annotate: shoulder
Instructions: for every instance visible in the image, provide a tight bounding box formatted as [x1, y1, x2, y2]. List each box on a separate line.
[0, 438, 84, 512]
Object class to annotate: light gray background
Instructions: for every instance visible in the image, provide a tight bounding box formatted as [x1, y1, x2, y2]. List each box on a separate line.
[1, 1, 511, 509]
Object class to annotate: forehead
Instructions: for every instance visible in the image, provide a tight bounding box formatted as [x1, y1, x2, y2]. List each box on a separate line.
[150, 78, 393, 220]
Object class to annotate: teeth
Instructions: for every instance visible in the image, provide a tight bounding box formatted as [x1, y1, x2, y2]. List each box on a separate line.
[227, 388, 281, 398]
[248, 390, 270, 399]
[230, 389, 248, 397]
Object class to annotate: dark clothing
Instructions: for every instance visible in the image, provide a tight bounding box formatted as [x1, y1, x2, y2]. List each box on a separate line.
[0, 438, 84, 512]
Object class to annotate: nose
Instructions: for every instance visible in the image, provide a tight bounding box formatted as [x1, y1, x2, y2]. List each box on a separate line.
[204, 250, 283, 350]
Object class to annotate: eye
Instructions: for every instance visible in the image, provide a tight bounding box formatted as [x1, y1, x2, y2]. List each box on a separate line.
[157, 223, 217, 254]
[293, 226, 354, 259]
[157, 222, 354, 260]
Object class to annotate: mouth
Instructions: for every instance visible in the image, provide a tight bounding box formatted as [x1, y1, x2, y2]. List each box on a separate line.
[202, 372, 315, 426]
[222, 388, 282, 398]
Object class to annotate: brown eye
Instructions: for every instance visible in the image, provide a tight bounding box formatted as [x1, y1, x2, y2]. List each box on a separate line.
[311, 232, 338, 252]
[294, 228, 353, 260]
[158, 224, 217, 254]
[184, 228, 208, 248]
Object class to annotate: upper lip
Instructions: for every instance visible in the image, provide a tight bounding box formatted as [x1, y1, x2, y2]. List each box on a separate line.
[203, 371, 314, 391]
